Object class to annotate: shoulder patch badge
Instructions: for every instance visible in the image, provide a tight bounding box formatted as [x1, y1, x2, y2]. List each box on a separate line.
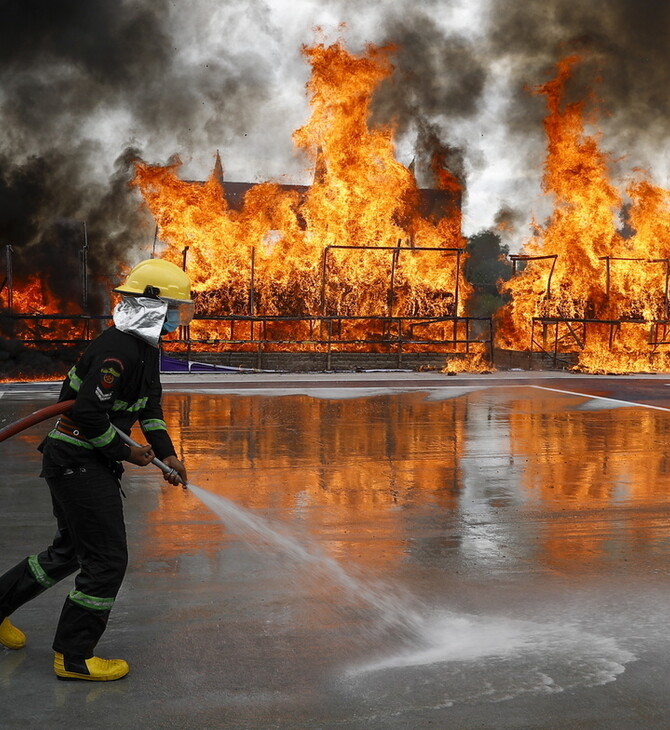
[97, 357, 124, 401]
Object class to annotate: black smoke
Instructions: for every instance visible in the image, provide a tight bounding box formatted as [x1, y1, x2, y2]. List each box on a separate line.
[363, 0, 670, 241]
[370, 12, 486, 188]
[0, 0, 272, 312]
[486, 0, 670, 170]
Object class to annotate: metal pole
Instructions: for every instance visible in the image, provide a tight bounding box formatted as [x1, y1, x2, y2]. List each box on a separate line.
[489, 317, 495, 366]
[5, 244, 13, 314]
[152, 225, 158, 258]
[326, 318, 333, 371]
[250, 246, 256, 316]
[546, 255, 557, 298]
[320, 248, 329, 315]
[81, 222, 89, 312]
[553, 321, 559, 368]
[396, 317, 402, 367]
[454, 249, 461, 316]
[453, 249, 462, 342]
[530, 319, 535, 369]
[249, 246, 255, 344]
[180, 246, 189, 342]
[388, 244, 400, 317]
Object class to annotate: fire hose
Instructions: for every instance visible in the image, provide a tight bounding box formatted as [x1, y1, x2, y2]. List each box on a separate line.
[0, 398, 185, 486]
[0, 399, 75, 443]
[111, 426, 185, 486]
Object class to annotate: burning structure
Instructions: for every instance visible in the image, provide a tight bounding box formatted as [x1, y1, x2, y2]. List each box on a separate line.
[3, 40, 670, 377]
[131, 41, 491, 370]
[0, 39, 496, 376]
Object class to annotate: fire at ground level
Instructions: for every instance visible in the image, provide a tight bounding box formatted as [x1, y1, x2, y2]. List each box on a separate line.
[6, 311, 670, 378]
[3, 371, 670, 728]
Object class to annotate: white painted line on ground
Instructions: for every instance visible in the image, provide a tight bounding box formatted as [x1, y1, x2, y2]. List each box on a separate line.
[531, 385, 670, 413]
[0, 390, 56, 395]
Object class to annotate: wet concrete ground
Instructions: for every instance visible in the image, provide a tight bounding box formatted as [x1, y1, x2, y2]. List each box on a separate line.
[2, 372, 670, 728]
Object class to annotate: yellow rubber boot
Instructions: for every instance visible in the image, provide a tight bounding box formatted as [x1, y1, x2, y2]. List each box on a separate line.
[54, 652, 129, 681]
[0, 618, 26, 650]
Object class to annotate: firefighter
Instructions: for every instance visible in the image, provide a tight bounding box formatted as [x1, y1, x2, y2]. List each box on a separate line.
[0, 258, 193, 681]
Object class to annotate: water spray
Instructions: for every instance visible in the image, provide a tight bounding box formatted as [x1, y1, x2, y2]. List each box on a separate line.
[0, 393, 638, 690]
[111, 423, 427, 639]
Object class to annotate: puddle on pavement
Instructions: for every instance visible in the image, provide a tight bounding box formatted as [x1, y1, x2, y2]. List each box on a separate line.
[129, 386, 670, 705]
[149, 386, 670, 566]
[3, 386, 670, 713]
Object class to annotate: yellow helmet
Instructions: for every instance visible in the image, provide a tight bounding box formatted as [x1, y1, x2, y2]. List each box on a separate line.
[114, 259, 191, 303]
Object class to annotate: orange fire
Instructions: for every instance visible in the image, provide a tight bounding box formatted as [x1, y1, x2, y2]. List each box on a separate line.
[497, 56, 670, 373]
[441, 347, 494, 374]
[132, 41, 471, 355]
[2, 276, 91, 344]
[15, 46, 670, 376]
[142, 391, 468, 566]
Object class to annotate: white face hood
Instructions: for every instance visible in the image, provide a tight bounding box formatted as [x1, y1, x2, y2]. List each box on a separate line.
[113, 296, 168, 347]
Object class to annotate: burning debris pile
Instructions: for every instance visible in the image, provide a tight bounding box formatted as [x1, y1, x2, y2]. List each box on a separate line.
[132, 41, 479, 361]
[496, 56, 670, 373]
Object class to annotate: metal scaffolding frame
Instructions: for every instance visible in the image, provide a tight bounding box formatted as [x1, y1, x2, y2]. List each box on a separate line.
[319, 244, 464, 317]
[0, 240, 494, 369]
[179, 313, 493, 370]
[530, 317, 636, 368]
[514, 253, 670, 366]
[510, 254, 558, 298]
[0, 312, 494, 371]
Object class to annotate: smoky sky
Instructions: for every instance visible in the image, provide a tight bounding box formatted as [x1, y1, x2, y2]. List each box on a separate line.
[370, 12, 485, 187]
[0, 0, 272, 309]
[1, 0, 669, 310]
[365, 0, 670, 233]
[487, 0, 670, 157]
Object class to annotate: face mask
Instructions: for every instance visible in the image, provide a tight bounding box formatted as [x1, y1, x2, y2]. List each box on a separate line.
[114, 296, 167, 347]
[161, 307, 180, 334]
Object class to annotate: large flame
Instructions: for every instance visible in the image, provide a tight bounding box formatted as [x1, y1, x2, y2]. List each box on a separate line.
[132, 41, 470, 353]
[497, 56, 670, 373]
[2, 276, 92, 343]
[12, 46, 670, 376]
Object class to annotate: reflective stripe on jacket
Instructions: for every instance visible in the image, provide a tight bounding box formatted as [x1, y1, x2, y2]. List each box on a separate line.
[43, 326, 174, 465]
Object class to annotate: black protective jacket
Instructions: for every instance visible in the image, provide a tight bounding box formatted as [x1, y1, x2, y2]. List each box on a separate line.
[41, 326, 175, 475]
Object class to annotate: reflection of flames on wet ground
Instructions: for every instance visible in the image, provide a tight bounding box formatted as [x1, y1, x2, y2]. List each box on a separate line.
[5, 45, 670, 376]
[141, 386, 670, 573]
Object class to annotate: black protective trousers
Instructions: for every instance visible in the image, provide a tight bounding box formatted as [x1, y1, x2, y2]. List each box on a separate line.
[0, 465, 128, 659]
